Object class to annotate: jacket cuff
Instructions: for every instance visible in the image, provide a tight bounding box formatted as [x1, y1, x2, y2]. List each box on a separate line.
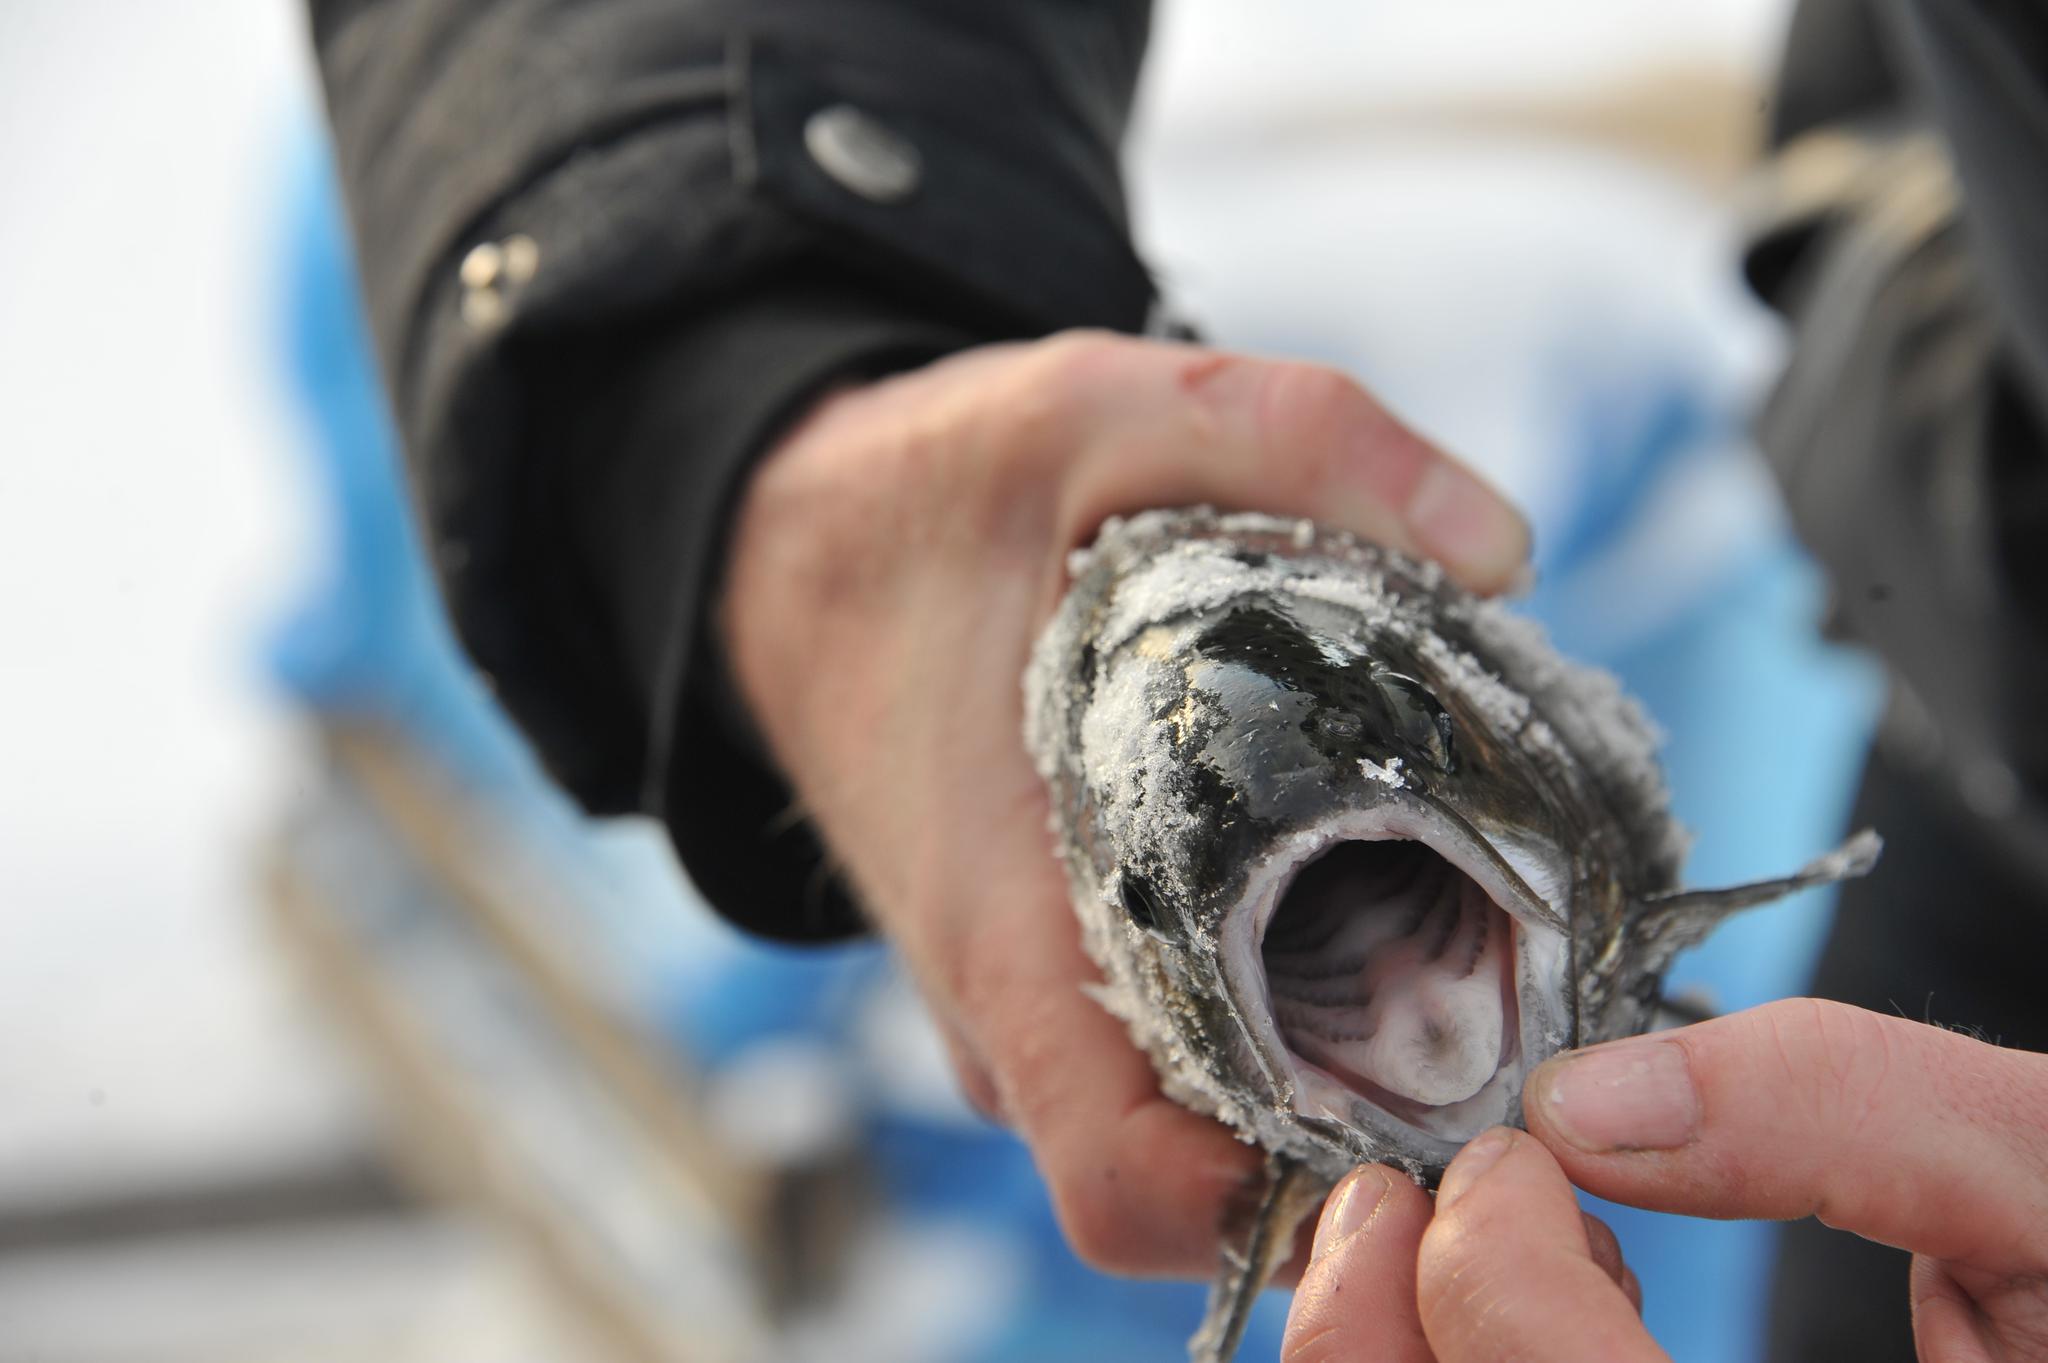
[559, 278, 976, 940]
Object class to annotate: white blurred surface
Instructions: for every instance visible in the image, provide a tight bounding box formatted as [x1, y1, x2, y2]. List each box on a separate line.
[0, 1, 350, 1201]
[1137, 0, 1792, 139]
[1130, 1, 1792, 579]
[0, 1216, 603, 1363]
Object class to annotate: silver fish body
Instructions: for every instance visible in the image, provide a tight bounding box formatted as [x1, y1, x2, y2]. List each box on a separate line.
[1024, 508, 1876, 1359]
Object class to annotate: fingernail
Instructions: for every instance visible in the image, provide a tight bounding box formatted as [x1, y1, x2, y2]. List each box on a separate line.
[1435, 1126, 1515, 1210]
[1406, 460, 1530, 589]
[1309, 1167, 1394, 1262]
[1530, 1040, 1701, 1154]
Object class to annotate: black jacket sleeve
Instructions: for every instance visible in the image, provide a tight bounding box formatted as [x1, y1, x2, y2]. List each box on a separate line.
[307, 0, 1158, 938]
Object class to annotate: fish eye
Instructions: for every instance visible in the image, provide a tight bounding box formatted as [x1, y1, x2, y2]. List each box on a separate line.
[1119, 872, 1170, 933]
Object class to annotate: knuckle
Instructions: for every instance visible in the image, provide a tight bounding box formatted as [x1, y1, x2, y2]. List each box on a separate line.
[977, 333, 1118, 476]
[1760, 998, 1894, 1131]
[1245, 361, 1416, 502]
[941, 921, 999, 1017]
[923, 1004, 1009, 1127]
[1996, 1052, 2048, 1181]
[1279, 1314, 1350, 1363]
[1256, 362, 1367, 455]
[1582, 1211, 1623, 1273]
[1049, 1167, 1154, 1273]
[1415, 1217, 1491, 1324]
[1925, 1028, 2048, 1212]
[1029, 327, 1130, 390]
[880, 389, 977, 509]
[1743, 999, 1902, 1228]
[949, 1054, 1008, 1126]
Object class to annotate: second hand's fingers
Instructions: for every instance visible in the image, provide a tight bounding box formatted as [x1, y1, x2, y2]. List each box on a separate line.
[1281, 1165, 1436, 1363]
[1418, 1128, 1667, 1363]
[1524, 999, 2048, 1273]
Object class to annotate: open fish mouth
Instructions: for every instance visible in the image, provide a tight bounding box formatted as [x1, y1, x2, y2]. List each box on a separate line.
[1217, 800, 1572, 1162]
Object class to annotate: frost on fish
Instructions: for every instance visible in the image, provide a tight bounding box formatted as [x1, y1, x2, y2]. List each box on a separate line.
[1025, 508, 1879, 1185]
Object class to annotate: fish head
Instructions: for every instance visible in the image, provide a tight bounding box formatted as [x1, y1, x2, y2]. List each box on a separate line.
[1031, 511, 1685, 1181]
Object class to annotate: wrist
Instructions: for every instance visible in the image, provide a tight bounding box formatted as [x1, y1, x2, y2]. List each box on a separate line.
[719, 380, 885, 786]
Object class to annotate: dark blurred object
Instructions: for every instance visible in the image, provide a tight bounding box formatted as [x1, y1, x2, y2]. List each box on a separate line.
[1751, 125, 2048, 880]
[1750, 0, 2048, 836]
[1769, 745, 2048, 1361]
[1745, 2, 2048, 1359]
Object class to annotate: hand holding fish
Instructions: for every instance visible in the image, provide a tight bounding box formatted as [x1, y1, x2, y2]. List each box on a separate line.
[722, 331, 1529, 1276]
[1285, 998, 2048, 1361]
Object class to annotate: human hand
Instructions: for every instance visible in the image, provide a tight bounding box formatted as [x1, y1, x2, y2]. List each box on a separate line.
[1283, 998, 2048, 1360]
[721, 331, 1528, 1275]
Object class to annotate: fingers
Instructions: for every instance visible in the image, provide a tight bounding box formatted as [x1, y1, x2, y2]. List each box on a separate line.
[1034, 334, 1531, 596]
[940, 853, 1267, 1277]
[1417, 1128, 1667, 1363]
[1282, 1144, 1649, 1363]
[1581, 1211, 1644, 1312]
[1911, 1256, 2002, 1363]
[1282, 1165, 1436, 1363]
[1524, 999, 2048, 1273]
[930, 1012, 1008, 1126]
[1908, 1254, 2048, 1363]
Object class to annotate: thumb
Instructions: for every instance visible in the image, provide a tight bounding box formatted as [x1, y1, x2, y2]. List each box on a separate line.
[1524, 999, 2048, 1273]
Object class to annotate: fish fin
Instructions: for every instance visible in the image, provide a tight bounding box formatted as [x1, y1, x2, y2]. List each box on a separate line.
[1639, 828, 1883, 954]
[1187, 1153, 1331, 1363]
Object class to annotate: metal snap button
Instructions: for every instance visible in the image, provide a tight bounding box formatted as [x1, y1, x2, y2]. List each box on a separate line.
[458, 234, 540, 330]
[803, 104, 921, 204]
